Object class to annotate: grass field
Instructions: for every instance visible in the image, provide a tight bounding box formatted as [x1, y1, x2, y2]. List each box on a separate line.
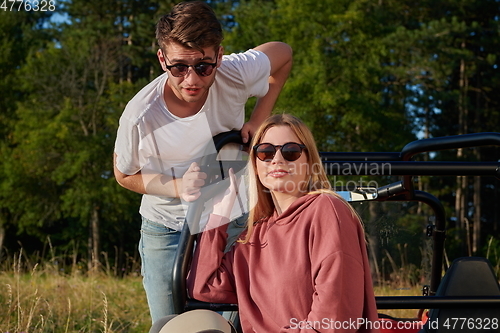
[0, 266, 151, 332]
[0, 256, 424, 333]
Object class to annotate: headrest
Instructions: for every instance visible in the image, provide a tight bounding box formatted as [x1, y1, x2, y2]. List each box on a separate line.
[158, 310, 234, 333]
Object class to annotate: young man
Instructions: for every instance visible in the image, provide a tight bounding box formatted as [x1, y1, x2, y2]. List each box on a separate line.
[113, 1, 292, 323]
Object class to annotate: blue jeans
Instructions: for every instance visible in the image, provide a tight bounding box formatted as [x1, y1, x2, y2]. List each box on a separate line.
[139, 217, 181, 323]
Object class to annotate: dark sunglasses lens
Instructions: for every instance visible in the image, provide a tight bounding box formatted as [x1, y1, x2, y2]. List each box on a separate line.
[281, 143, 303, 161]
[255, 144, 276, 161]
[195, 63, 214, 76]
[170, 65, 188, 77]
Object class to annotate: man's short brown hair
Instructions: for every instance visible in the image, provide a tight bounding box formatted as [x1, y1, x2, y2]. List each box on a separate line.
[156, 1, 223, 55]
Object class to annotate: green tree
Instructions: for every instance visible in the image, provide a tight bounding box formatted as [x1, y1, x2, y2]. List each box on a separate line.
[225, 0, 417, 152]
[2, 0, 175, 271]
[0, 9, 53, 256]
[389, 0, 500, 254]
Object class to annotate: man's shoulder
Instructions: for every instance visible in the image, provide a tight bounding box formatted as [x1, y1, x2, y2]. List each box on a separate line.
[122, 73, 167, 119]
[220, 49, 268, 72]
[222, 48, 264, 61]
[214, 49, 270, 97]
[129, 73, 166, 104]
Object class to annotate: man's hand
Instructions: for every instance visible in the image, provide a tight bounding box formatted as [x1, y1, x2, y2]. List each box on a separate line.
[240, 121, 259, 144]
[181, 162, 207, 202]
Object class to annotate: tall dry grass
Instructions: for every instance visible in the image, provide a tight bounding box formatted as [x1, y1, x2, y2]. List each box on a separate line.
[0, 250, 151, 333]
[6, 237, 495, 331]
[0, 249, 423, 332]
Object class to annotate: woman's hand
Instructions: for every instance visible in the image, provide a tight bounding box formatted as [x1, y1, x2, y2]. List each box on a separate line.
[214, 168, 239, 218]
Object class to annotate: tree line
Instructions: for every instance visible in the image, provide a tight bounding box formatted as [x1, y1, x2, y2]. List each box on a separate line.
[1, 0, 499, 276]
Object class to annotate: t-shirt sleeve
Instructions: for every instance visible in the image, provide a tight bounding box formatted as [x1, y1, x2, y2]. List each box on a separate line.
[114, 114, 142, 175]
[222, 49, 271, 98]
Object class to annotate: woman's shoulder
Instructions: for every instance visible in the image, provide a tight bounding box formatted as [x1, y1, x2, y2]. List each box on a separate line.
[306, 191, 349, 207]
[305, 192, 358, 222]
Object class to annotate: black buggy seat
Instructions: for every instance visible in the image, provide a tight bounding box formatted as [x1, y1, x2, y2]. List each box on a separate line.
[420, 256, 500, 332]
[172, 131, 500, 332]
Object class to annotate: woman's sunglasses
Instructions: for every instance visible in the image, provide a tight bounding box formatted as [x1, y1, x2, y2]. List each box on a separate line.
[253, 142, 307, 162]
[162, 50, 218, 77]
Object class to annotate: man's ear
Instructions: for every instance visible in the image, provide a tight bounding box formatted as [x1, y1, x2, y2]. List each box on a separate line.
[217, 46, 224, 68]
[157, 49, 166, 71]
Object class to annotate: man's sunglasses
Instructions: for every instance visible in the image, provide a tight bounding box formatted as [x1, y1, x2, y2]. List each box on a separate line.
[253, 142, 307, 162]
[162, 50, 218, 77]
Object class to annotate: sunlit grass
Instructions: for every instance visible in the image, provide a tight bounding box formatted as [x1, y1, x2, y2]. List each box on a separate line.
[0, 249, 434, 332]
[374, 285, 425, 319]
[0, 270, 424, 333]
[0, 253, 151, 333]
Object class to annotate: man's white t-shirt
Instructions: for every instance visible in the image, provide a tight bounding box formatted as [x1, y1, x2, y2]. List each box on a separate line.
[114, 49, 270, 230]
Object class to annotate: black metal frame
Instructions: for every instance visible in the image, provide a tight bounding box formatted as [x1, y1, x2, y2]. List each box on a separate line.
[172, 130, 246, 314]
[172, 131, 500, 315]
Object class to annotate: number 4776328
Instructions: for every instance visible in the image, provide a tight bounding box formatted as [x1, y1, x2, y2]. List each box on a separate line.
[1, 0, 56, 11]
[442, 317, 499, 330]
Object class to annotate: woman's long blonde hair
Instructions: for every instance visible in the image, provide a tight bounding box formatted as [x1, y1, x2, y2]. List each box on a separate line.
[241, 114, 355, 243]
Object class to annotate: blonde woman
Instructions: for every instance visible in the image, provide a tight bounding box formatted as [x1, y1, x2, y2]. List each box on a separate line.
[187, 114, 379, 332]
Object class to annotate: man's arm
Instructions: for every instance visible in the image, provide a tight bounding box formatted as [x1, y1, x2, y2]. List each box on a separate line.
[113, 153, 207, 200]
[240, 41, 293, 143]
